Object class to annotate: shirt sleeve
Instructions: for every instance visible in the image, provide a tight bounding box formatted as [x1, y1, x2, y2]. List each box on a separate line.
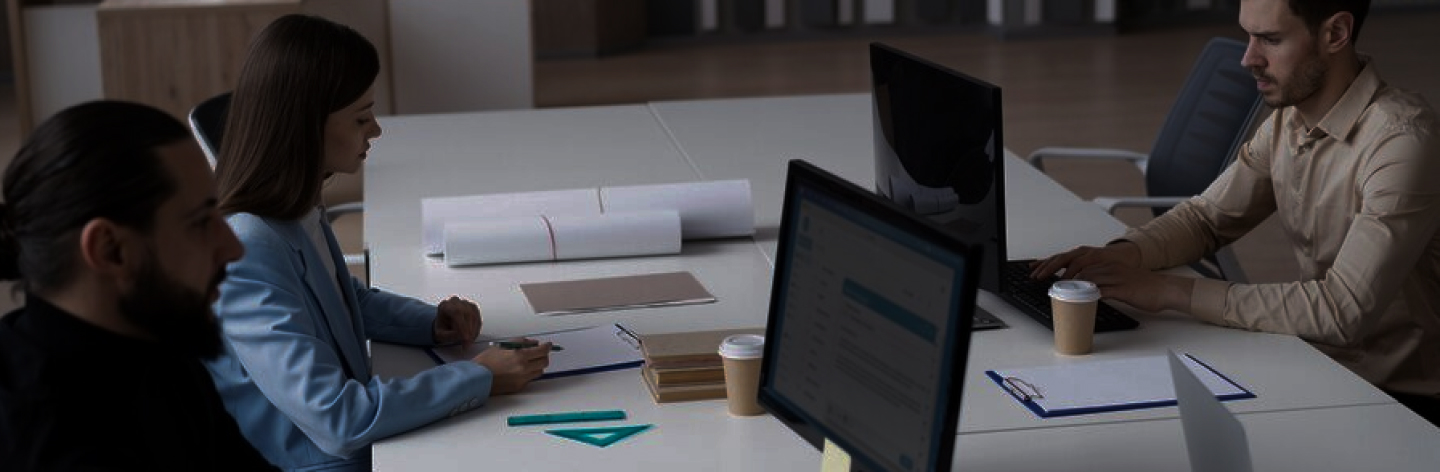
[216, 221, 494, 459]
[1195, 129, 1440, 347]
[350, 277, 438, 346]
[1123, 111, 1281, 273]
[213, 397, 282, 472]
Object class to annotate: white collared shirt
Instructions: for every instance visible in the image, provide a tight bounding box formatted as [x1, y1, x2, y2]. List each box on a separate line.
[301, 206, 344, 300]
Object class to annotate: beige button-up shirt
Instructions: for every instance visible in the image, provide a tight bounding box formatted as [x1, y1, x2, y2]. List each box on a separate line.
[1123, 60, 1440, 397]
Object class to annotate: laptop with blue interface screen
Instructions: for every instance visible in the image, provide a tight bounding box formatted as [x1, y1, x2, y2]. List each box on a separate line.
[758, 159, 978, 472]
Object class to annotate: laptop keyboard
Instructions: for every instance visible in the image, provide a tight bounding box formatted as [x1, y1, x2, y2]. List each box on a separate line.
[1002, 261, 1139, 332]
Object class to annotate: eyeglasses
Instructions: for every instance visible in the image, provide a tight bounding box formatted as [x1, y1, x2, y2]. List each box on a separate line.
[1002, 376, 1043, 402]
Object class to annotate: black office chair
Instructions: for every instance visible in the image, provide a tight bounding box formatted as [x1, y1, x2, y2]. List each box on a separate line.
[1027, 37, 1262, 283]
[188, 92, 368, 268]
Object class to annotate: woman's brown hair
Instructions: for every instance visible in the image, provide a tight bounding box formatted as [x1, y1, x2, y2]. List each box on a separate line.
[215, 14, 379, 220]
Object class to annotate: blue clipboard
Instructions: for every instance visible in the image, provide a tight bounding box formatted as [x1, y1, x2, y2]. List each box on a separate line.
[985, 353, 1256, 418]
[425, 324, 643, 380]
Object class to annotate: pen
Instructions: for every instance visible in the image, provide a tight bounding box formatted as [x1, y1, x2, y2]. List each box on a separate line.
[492, 340, 565, 351]
[613, 323, 641, 348]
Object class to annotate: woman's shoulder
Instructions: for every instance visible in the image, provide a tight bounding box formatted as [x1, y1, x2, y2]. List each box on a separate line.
[226, 213, 304, 250]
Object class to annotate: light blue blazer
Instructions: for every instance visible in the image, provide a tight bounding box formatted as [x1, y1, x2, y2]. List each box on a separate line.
[205, 213, 492, 472]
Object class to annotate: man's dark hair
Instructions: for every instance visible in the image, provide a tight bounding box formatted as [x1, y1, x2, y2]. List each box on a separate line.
[0, 100, 190, 294]
[1289, 0, 1371, 42]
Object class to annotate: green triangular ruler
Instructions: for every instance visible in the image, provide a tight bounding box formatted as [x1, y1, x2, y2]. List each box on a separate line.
[545, 424, 653, 448]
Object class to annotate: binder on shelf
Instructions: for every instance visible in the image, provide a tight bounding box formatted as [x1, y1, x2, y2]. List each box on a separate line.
[700, 0, 718, 31]
[649, 0, 697, 36]
[914, 0, 950, 23]
[735, 0, 765, 31]
[765, 0, 786, 29]
[800, 0, 837, 26]
[837, 0, 854, 24]
[427, 324, 643, 379]
[985, 353, 1255, 418]
[863, 0, 895, 24]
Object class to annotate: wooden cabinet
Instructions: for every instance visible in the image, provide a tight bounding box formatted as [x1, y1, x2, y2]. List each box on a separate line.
[7, 0, 530, 133]
[96, 0, 302, 120]
[534, 0, 646, 58]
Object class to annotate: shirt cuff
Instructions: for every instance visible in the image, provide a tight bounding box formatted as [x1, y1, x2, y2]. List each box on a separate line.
[452, 360, 495, 399]
[444, 362, 496, 417]
[1112, 230, 1161, 269]
[1189, 277, 1232, 325]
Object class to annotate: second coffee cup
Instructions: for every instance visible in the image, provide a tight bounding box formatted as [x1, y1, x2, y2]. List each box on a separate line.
[719, 334, 766, 416]
[1049, 280, 1101, 355]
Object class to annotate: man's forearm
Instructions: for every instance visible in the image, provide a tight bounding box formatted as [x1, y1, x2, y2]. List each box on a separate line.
[1161, 274, 1197, 313]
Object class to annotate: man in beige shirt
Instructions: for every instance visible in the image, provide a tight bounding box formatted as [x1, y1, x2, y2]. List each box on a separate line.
[1034, 0, 1440, 425]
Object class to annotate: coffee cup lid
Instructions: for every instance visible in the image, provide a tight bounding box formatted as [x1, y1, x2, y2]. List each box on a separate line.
[718, 334, 765, 359]
[1049, 280, 1101, 302]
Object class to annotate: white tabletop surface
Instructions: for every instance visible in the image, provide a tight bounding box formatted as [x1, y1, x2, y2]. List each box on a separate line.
[955, 403, 1440, 471]
[650, 94, 1129, 262]
[365, 105, 774, 338]
[365, 95, 1431, 470]
[643, 94, 1395, 430]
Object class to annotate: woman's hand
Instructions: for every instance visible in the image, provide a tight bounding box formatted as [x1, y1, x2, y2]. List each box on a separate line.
[433, 296, 482, 347]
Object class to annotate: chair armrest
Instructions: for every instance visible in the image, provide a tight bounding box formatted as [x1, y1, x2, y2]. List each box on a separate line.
[343, 253, 367, 267]
[325, 202, 364, 223]
[1090, 196, 1190, 215]
[1026, 147, 1150, 172]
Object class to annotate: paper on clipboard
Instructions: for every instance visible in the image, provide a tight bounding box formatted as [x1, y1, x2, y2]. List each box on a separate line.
[426, 324, 643, 379]
[985, 353, 1254, 418]
[519, 271, 716, 316]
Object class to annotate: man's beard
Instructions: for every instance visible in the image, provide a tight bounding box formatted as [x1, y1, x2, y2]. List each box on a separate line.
[117, 252, 227, 360]
[1256, 44, 1329, 109]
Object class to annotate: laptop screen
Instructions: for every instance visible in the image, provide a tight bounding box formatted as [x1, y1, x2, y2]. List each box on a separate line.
[759, 159, 979, 472]
[870, 42, 1006, 294]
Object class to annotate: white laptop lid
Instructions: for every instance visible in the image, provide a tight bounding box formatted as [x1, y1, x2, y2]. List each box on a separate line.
[1170, 350, 1253, 472]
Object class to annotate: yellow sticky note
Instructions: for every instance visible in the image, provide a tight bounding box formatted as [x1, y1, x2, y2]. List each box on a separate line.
[821, 438, 852, 472]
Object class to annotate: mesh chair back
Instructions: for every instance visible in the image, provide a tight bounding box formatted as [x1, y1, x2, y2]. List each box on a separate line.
[1144, 37, 1262, 217]
[188, 92, 232, 169]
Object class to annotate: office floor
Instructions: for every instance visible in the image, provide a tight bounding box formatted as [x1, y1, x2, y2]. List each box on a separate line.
[0, 10, 1437, 313]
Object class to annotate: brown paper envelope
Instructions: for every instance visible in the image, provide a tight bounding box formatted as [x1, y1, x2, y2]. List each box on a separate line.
[520, 271, 716, 315]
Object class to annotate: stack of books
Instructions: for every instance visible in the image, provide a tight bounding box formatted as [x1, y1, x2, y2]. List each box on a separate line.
[638, 327, 765, 403]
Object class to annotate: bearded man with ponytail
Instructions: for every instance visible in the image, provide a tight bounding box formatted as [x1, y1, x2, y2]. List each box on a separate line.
[0, 101, 275, 470]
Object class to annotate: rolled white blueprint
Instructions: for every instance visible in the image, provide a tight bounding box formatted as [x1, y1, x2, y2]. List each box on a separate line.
[442, 216, 554, 266]
[601, 180, 754, 240]
[443, 210, 681, 267]
[421, 180, 754, 256]
[423, 188, 599, 255]
[550, 211, 682, 260]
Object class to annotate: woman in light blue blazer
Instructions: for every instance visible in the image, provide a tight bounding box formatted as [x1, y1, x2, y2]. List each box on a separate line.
[205, 15, 551, 471]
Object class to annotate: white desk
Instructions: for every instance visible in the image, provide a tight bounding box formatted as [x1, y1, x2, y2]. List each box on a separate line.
[955, 403, 1440, 471]
[367, 95, 1435, 470]
[365, 104, 773, 339]
[646, 94, 1396, 433]
[652, 93, 1145, 262]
